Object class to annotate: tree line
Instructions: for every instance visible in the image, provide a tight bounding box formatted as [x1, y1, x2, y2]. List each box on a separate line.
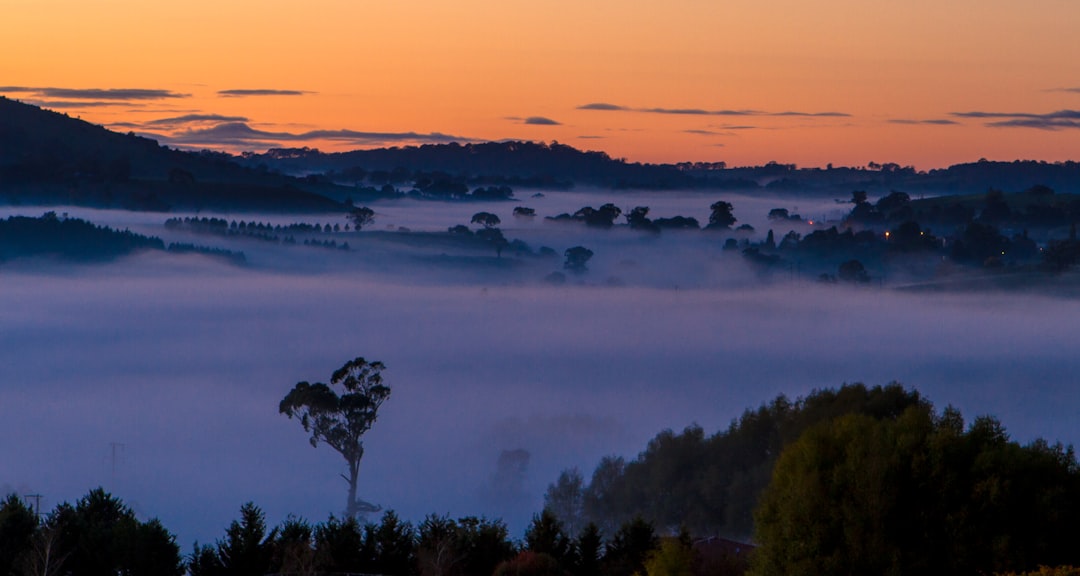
[0, 491, 669, 576]
[544, 383, 1080, 576]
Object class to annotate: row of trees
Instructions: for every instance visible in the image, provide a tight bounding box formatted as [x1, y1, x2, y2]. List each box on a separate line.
[544, 201, 739, 231]
[0, 212, 240, 265]
[0, 492, 667, 576]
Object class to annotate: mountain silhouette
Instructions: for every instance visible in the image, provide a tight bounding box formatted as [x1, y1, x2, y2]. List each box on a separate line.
[0, 97, 344, 212]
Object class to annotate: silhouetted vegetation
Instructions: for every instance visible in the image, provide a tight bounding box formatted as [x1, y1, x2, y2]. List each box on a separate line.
[6, 382, 1080, 576]
[752, 404, 1080, 576]
[0, 212, 163, 263]
[548, 384, 932, 540]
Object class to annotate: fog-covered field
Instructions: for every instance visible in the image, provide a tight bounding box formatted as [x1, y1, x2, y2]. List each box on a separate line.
[2, 191, 1079, 549]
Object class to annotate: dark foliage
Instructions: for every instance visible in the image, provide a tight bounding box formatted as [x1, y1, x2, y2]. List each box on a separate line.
[567, 383, 928, 539]
[752, 406, 1080, 576]
[0, 212, 164, 263]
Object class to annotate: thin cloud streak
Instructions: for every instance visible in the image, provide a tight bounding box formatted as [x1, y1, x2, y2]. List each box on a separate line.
[952, 109, 1080, 130]
[145, 114, 250, 126]
[578, 102, 849, 118]
[0, 86, 189, 100]
[889, 118, 960, 125]
[218, 89, 311, 97]
[25, 100, 138, 109]
[154, 122, 475, 148]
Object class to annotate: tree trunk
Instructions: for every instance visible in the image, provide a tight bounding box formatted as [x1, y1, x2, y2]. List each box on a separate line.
[346, 457, 360, 519]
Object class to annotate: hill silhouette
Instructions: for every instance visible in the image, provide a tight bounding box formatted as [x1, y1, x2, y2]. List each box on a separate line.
[8, 97, 1080, 210]
[0, 97, 345, 212]
[243, 145, 1080, 196]
[238, 141, 696, 190]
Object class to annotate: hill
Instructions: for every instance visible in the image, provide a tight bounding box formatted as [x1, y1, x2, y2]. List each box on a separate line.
[243, 144, 1080, 197]
[0, 97, 347, 212]
[237, 141, 696, 190]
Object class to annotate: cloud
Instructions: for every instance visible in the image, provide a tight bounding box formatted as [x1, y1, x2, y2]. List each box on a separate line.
[145, 114, 250, 126]
[577, 102, 629, 111]
[1046, 87, 1080, 94]
[888, 118, 960, 125]
[576, 135, 605, 139]
[578, 102, 848, 117]
[772, 111, 851, 117]
[684, 129, 726, 136]
[217, 89, 311, 97]
[643, 107, 759, 116]
[0, 86, 188, 100]
[154, 121, 473, 149]
[25, 100, 138, 109]
[952, 109, 1080, 130]
[523, 116, 561, 126]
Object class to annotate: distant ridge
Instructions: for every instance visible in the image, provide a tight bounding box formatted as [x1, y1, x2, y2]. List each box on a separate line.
[238, 141, 696, 190]
[6, 96, 1080, 207]
[241, 143, 1080, 196]
[0, 97, 344, 212]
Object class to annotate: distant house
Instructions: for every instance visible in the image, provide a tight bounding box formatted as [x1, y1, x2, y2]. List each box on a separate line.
[693, 536, 755, 576]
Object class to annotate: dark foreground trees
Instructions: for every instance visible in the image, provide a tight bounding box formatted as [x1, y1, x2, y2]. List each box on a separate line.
[0, 488, 183, 576]
[554, 383, 928, 539]
[280, 357, 391, 519]
[751, 405, 1080, 576]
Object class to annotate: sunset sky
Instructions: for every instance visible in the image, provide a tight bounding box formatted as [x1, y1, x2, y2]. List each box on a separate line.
[4, 0, 1080, 168]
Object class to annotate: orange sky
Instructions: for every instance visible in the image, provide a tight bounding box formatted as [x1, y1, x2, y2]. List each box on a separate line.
[3, 0, 1080, 168]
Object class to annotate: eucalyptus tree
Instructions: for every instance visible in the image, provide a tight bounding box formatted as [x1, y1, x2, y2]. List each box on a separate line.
[280, 357, 391, 519]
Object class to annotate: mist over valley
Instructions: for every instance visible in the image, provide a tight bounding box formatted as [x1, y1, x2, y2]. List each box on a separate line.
[3, 193, 1079, 552]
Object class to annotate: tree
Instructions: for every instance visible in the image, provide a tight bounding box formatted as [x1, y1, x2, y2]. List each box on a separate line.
[707, 201, 736, 229]
[837, 259, 870, 283]
[0, 494, 37, 575]
[312, 516, 367, 573]
[417, 515, 461, 576]
[544, 468, 585, 537]
[273, 517, 316, 576]
[476, 227, 510, 258]
[626, 206, 658, 232]
[603, 517, 659, 576]
[750, 406, 1080, 576]
[563, 246, 594, 273]
[48, 488, 182, 576]
[643, 536, 695, 576]
[471, 212, 501, 229]
[370, 510, 416, 576]
[216, 503, 277, 576]
[280, 357, 392, 518]
[348, 207, 375, 231]
[572, 523, 603, 576]
[582, 456, 626, 538]
[524, 510, 571, 567]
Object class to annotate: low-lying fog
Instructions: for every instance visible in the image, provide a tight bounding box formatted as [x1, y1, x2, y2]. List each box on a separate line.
[2, 191, 1079, 550]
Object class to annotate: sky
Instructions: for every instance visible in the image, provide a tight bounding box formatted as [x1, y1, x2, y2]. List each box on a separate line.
[4, 1, 1080, 167]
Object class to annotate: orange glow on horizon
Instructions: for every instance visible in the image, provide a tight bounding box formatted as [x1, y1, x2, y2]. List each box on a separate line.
[4, 0, 1080, 169]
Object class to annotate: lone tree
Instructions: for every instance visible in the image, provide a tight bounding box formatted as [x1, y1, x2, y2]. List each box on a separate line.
[280, 357, 391, 519]
[471, 212, 502, 229]
[707, 201, 737, 229]
[348, 207, 376, 231]
[564, 246, 594, 273]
